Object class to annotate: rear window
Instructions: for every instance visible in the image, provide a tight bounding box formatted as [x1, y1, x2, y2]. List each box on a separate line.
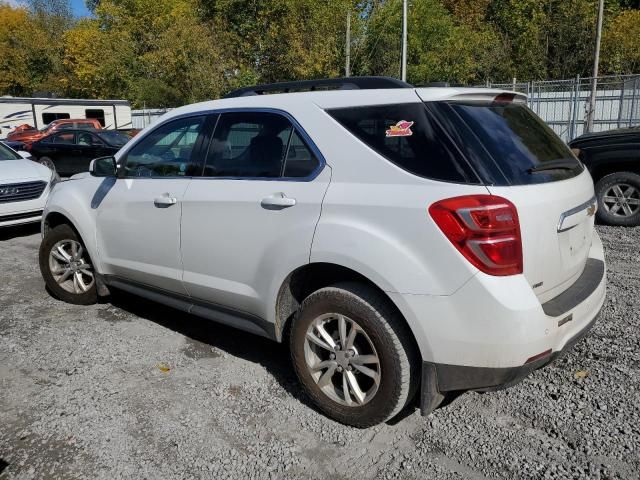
[428, 102, 583, 185]
[328, 103, 478, 183]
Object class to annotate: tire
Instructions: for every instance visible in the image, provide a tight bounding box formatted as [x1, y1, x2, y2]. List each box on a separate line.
[290, 282, 420, 427]
[595, 172, 640, 227]
[39, 157, 57, 174]
[39, 224, 97, 305]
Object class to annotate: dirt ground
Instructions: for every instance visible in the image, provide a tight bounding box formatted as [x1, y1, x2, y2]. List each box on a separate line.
[1, 224, 639, 479]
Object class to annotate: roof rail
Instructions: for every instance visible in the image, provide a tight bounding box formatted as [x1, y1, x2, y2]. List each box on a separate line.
[223, 76, 413, 98]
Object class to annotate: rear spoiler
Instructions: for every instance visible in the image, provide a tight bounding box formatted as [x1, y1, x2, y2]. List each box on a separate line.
[416, 88, 528, 104]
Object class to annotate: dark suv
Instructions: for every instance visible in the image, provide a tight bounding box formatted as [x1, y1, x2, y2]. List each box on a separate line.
[570, 126, 640, 226]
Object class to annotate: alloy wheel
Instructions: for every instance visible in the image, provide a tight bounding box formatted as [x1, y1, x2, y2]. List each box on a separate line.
[48, 240, 94, 294]
[304, 313, 381, 407]
[602, 183, 640, 217]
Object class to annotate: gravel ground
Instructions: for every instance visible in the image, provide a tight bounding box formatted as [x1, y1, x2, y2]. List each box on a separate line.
[0, 224, 639, 480]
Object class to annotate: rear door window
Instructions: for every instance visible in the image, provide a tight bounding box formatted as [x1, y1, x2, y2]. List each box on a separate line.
[203, 112, 292, 178]
[327, 104, 478, 183]
[428, 101, 583, 185]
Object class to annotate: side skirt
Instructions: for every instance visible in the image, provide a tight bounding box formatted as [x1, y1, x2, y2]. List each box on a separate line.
[103, 275, 277, 340]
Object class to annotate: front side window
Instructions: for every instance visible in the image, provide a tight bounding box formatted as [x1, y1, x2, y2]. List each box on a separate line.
[123, 116, 204, 177]
[204, 112, 291, 178]
[328, 103, 477, 183]
[77, 132, 103, 146]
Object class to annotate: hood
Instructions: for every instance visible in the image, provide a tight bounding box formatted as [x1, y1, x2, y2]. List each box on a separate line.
[570, 126, 640, 146]
[0, 159, 51, 183]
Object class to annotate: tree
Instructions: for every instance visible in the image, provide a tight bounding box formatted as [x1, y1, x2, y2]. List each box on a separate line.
[602, 9, 640, 74]
[0, 3, 61, 96]
[61, 18, 135, 99]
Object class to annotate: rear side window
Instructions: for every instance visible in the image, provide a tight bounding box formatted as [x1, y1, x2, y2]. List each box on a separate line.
[283, 130, 319, 178]
[204, 112, 291, 178]
[328, 103, 477, 183]
[430, 102, 583, 185]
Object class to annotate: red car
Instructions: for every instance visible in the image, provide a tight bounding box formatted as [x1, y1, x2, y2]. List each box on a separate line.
[7, 118, 103, 144]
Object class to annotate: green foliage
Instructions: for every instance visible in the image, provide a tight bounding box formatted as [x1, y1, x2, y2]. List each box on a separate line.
[602, 9, 640, 73]
[0, 0, 638, 106]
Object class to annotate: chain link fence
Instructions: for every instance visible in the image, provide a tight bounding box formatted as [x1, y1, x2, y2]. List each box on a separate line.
[487, 74, 640, 142]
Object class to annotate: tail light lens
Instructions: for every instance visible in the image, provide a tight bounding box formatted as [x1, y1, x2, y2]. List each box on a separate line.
[429, 195, 523, 276]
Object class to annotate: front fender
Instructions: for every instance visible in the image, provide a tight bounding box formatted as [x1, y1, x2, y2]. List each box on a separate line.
[43, 176, 109, 273]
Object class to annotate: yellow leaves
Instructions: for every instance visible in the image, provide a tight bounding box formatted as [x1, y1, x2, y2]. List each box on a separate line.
[156, 362, 171, 373]
[602, 10, 640, 74]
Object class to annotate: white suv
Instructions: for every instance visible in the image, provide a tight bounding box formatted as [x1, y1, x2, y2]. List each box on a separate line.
[39, 77, 606, 427]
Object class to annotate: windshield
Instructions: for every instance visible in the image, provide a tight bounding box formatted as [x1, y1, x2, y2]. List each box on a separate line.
[98, 131, 129, 147]
[428, 101, 583, 185]
[0, 142, 21, 160]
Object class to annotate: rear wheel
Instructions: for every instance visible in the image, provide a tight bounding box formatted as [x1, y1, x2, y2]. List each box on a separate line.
[595, 172, 640, 227]
[39, 156, 56, 174]
[39, 224, 97, 305]
[290, 282, 419, 427]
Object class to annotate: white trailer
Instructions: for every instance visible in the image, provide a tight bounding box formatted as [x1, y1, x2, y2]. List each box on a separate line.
[0, 97, 132, 137]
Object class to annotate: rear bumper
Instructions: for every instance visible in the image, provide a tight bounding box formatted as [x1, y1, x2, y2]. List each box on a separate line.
[421, 310, 598, 413]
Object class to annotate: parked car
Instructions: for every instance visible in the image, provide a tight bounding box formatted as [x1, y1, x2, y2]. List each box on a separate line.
[1, 139, 26, 152]
[0, 141, 55, 228]
[29, 129, 130, 176]
[569, 126, 640, 226]
[38, 77, 606, 427]
[6, 118, 104, 145]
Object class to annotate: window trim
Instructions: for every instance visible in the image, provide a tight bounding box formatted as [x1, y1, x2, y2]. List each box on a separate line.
[115, 109, 326, 182]
[197, 108, 325, 182]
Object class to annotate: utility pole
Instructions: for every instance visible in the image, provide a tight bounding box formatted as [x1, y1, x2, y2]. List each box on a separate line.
[345, 11, 351, 77]
[401, 0, 408, 82]
[586, 0, 604, 133]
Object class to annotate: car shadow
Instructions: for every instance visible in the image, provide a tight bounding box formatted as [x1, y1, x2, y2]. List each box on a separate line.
[107, 290, 319, 413]
[0, 222, 40, 241]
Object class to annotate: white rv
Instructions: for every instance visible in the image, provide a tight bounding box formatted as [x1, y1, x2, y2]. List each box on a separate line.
[0, 97, 132, 137]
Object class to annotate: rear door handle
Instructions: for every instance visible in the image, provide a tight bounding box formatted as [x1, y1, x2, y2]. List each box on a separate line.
[261, 192, 296, 210]
[154, 195, 177, 208]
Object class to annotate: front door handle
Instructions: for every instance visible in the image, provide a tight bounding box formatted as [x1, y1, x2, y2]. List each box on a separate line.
[261, 192, 296, 210]
[154, 195, 177, 208]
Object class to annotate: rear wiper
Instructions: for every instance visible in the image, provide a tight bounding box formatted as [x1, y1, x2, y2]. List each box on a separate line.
[527, 159, 580, 174]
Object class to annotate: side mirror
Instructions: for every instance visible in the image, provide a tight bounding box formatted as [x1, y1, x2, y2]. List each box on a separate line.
[90, 156, 118, 177]
[17, 151, 32, 159]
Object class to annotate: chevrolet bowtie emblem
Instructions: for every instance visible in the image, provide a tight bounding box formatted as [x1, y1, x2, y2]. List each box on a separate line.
[587, 203, 596, 217]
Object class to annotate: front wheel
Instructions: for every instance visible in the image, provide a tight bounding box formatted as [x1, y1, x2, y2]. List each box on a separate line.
[39, 224, 97, 305]
[290, 282, 419, 427]
[595, 172, 640, 227]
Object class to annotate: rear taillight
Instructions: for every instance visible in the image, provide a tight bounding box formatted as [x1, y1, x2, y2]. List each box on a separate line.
[429, 195, 523, 276]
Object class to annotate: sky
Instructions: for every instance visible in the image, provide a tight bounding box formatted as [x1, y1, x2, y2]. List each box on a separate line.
[70, 0, 91, 17]
[3, 0, 92, 17]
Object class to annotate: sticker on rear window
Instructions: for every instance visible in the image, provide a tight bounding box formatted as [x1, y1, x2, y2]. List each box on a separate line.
[385, 120, 414, 137]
